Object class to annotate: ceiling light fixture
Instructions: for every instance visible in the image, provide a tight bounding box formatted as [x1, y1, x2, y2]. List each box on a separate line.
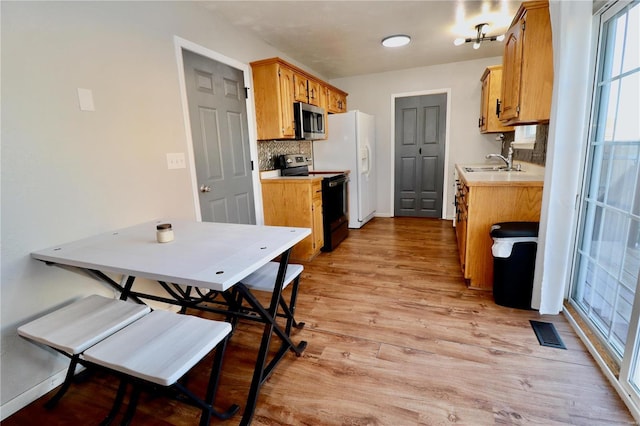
[453, 23, 504, 49]
[381, 34, 411, 48]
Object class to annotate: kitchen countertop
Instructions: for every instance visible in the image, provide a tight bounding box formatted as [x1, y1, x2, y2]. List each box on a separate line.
[261, 174, 323, 182]
[260, 170, 349, 181]
[456, 162, 545, 187]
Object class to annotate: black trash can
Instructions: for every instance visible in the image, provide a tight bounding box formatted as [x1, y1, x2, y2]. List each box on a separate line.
[490, 222, 539, 310]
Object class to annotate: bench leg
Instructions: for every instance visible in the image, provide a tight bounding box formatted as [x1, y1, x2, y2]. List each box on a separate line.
[279, 275, 305, 334]
[99, 379, 128, 426]
[120, 384, 142, 426]
[203, 335, 240, 423]
[167, 335, 239, 424]
[44, 355, 81, 409]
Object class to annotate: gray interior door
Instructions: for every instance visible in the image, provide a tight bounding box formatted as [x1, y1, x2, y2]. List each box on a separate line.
[182, 49, 256, 224]
[394, 94, 447, 218]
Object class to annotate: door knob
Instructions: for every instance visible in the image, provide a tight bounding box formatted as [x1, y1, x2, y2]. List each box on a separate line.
[199, 184, 211, 193]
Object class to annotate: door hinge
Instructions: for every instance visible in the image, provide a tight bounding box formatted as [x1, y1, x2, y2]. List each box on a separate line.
[522, 22, 526, 31]
[250, 160, 254, 171]
[516, 105, 521, 113]
[244, 87, 249, 99]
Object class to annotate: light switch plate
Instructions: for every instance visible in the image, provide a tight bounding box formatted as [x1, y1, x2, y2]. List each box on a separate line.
[166, 153, 186, 169]
[77, 88, 95, 111]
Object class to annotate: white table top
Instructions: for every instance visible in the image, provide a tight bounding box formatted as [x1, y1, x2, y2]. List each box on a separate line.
[31, 220, 311, 291]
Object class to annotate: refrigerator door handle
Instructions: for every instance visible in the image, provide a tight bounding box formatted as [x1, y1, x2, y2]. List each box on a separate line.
[364, 144, 372, 176]
[361, 145, 371, 175]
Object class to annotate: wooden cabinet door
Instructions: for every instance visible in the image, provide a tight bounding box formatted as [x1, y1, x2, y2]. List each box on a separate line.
[479, 76, 490, 131]
[455, 183, 469, 276]
[480, 66, 514, 133]
[261, 179, 323, 261]
[312, 197, 324, 251]
[500, 2, 553, 125]
[328, 89, 347, 113]
[307, 79, 321, 106]
[293, 71, 309, 103]
[311, 181, 324, 250]
[278, 66, 296, 138]
[500, 17, 524, 122]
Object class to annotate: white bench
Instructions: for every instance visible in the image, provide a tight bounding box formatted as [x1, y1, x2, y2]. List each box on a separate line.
[19, 295, 238, 424]
[18, 294, 150, 408]
[240, 262, 305, 332]
[83, 309, 238, 425]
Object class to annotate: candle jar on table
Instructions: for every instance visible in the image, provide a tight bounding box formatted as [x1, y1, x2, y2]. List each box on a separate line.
[156, 223, 174, 243]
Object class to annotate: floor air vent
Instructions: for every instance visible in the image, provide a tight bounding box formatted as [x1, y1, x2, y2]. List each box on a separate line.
[530, 320, 566, 349]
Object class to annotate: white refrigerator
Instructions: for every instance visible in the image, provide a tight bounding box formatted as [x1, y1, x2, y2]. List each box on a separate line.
[313, 110, 376, 229]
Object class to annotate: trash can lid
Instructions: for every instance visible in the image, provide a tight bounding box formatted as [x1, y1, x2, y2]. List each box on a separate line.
[490, 221, 539, 238]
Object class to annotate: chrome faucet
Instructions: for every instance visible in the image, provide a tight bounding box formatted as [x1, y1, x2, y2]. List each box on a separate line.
[486, 145, 514, 171]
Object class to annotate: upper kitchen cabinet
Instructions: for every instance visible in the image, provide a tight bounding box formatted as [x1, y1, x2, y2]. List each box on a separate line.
[479, 65, 514, 133]
[293, 71, 322, 106]
[500, 0, 554, 126]
[327, 86, 348, 113]
[251, 59, 296, 140]
[251, 57, 348, 140]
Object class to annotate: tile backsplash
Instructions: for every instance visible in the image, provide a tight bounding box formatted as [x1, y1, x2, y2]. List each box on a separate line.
[258, 140, 312, 171]
[500, 123, 548, 166]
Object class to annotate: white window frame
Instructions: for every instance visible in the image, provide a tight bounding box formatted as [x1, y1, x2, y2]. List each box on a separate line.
[568, 0, 640, 415]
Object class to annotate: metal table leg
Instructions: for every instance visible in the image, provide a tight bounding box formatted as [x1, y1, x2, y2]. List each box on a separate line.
[237, 249, 307, 426]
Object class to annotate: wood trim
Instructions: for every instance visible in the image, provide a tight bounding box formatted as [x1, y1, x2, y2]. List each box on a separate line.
[564, 301, 621, 377]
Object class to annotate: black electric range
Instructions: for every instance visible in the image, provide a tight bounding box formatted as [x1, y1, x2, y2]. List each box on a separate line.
[275, 154, 349, 252]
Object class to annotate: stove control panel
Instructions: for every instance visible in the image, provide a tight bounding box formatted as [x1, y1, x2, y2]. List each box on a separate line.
[277, 154, 311, 169]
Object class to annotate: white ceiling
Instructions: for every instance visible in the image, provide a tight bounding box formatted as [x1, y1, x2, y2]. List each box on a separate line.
[203, 1, 522, 80]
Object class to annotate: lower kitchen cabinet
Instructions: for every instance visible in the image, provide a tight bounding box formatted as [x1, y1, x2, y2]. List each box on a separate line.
[455, 167, 543, 290]
[261, 177, 324, 261]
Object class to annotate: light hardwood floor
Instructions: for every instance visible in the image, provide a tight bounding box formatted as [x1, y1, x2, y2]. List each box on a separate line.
[4, 218, 635, 425]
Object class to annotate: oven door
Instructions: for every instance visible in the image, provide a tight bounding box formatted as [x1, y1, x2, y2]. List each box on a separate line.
[321, 175, 349, 251]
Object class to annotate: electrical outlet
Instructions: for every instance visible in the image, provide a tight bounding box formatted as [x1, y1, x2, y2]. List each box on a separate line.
[166, 153, 186, 170]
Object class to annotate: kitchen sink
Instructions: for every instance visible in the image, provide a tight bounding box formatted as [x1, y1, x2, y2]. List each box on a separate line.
[463, 166, 523, 172]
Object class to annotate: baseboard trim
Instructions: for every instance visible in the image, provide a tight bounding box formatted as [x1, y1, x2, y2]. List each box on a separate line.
[0, 368, 67, 421]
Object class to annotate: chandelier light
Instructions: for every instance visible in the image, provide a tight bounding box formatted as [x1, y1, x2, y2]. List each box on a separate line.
[453, 23, 505, 49]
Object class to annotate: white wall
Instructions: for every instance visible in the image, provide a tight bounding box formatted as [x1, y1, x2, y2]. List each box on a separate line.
[0, 0, 298, 415]
[330, 57, 507, 220]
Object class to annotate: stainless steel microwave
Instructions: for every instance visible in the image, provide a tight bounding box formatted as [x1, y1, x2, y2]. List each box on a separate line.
[293, 102, 326, 140]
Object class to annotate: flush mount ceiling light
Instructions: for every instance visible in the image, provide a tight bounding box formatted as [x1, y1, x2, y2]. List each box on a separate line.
[381, 34, 411, 48]
[453, 23, 505, 49]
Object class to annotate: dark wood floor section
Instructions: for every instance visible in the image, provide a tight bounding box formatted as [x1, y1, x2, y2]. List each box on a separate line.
[4, 218, 634, 425]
